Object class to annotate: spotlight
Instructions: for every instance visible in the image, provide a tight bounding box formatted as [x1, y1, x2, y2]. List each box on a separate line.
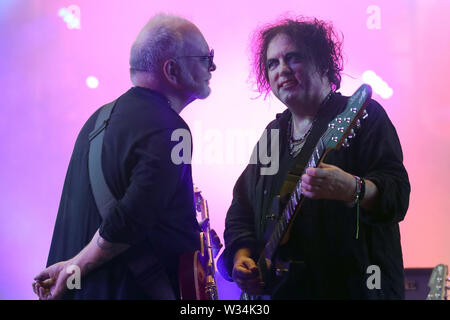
[86, 76, 99, 89]
[58, 5, 81, 30]
[362, 70, 393, 99]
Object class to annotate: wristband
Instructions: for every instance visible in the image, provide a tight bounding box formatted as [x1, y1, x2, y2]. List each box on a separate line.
[359, 177, 366, 202]
[350, 175, 362, 206]
[351, 175, 365, 240]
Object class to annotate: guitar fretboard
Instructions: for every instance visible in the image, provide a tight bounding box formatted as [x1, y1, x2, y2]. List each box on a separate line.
[261, 136, 328, 262]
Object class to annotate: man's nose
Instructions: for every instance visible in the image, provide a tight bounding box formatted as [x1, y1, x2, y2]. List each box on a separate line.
[279, 60, 292, 75]
[209, 62, 216, 72]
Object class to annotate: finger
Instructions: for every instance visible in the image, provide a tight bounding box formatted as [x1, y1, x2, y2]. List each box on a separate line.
[301, 188, 319, 199]
[42, 286, 53, 300]
[302, 181, 317, 192]
[305, 167, 327, 178]
[301, 182, 314, 192]
[318, 162, 333, 169]
[39, 286, 47, 300]
[34, 269, 51, 282]
[33, 282, 46, 296]
[302, 174, 324, 186]
[234, 257, 258, 274]
[234, 266, 259, 280]
[233, 265, 261, 283]
[32, 282, 39, 295]
[41, 278, 55, 288]
[241, 258, 257, 270]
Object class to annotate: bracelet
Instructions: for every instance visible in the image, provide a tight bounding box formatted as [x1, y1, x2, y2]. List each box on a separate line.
[351, 175, 366, 240]
[359, 177, 366, 202]
[350, 175, 362, 207]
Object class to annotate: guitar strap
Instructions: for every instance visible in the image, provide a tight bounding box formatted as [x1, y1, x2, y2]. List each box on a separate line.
[88, 100, 176, 299]
[88, 101, 118, 218]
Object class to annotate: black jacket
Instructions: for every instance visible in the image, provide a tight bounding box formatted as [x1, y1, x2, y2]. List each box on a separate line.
[220, 93, 410, 299]
[47, 87, 200, 299]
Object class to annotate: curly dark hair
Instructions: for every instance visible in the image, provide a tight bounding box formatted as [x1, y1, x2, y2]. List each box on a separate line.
[251, 16, 344, 97]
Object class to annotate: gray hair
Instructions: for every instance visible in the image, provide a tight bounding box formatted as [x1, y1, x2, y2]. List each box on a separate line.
[129, 14, 191, 75]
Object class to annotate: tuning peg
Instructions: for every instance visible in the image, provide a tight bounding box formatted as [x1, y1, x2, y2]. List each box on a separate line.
[356, 119, 361, 129]
[346, 129, 356, 140]
[341, 138, 350, 148]
[350, 128, 356, 137]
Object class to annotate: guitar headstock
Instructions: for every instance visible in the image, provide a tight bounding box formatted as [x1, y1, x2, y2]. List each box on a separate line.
[192, 185, 223, 258]
[324, 84, 372, 150]
[427, 264, 449, 300]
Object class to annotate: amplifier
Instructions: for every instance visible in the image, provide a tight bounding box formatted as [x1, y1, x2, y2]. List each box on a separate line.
[404, 268, 433, 300]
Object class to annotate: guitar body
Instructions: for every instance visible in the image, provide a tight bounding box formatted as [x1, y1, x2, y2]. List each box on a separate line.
[178, 187, 221, 300]
[178, 250, 208, 300]
[255, 212, 303, 298]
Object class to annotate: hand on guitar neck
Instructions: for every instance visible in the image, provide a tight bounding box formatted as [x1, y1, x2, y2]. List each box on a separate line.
[301, 162, 379, 210]
[231, 163, 379, 297]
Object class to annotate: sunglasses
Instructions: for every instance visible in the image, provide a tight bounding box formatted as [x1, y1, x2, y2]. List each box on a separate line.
[175, 49, 215, 70]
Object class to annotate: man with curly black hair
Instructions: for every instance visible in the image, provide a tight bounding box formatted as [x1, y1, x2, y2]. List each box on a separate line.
[219, 17, 410, 299]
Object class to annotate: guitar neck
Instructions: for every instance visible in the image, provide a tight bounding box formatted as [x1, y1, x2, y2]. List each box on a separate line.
[262, 135, 329, 262]
[196, 192, 220, 300]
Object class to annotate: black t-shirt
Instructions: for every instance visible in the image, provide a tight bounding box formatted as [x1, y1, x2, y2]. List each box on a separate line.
[220, 92, 410, 299]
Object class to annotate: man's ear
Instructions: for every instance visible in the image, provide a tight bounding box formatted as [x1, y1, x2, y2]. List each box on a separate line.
[163, 59, 181, 86]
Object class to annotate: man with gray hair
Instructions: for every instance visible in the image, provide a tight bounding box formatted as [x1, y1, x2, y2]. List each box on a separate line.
[32, 14, 216, 300]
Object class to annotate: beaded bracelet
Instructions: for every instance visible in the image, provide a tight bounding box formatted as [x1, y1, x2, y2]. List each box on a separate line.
[351, 175, 362, 206]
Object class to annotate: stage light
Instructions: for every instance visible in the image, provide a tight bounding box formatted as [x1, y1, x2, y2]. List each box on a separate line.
[58, 5, 81, 30]
[86, 76, 99, 89]
[362, 70, 393, 99]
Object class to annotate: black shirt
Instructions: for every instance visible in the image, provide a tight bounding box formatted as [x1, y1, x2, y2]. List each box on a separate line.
[46, 87, 200, 299]
[220, 93, 410, 299]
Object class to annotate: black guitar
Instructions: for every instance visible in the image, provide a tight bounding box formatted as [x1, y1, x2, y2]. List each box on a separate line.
[244, 84, 372, 299]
